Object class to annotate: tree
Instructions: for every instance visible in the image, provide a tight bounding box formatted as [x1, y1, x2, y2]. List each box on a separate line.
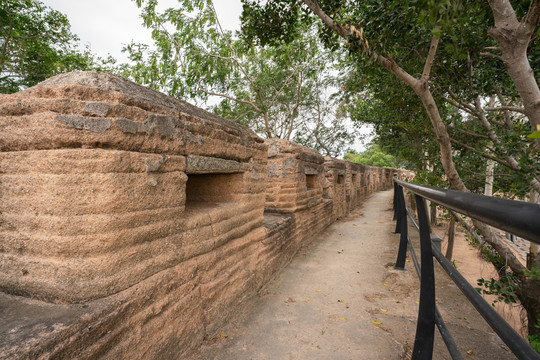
[343, 144, 401, 168]
[292, 72, 356, 156]
[486, 0, 540, 140]
[0, 0, 114, 93]
[122, 0, 354, 154]
[240, 0, 540, 340]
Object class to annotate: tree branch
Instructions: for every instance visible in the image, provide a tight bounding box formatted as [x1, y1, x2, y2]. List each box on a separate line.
[523, 0, 540, 35]
[301, 0, 419, 88]
[268, 63, 301, 110]
[495, 89, 516, 129]
[449, 138, 511, 167]
[421, 30, 440, 83]
[485, 105, 525, 113]
[444, 89, 476, 114]
[197, 88, 263, 113]
[455, 128, 490, 139]
[0, 5, 14, 73]
[480, 52, 503, 62]
[286, 71, 304, 140]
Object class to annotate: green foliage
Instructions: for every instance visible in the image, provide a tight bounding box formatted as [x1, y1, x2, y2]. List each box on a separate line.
[476, 268, 540, 307]
[523, 267, 540, 281]
[292, 100, 356, 157]
[343, 144, 401, 168]
[528, 126, 540, 140]
[241, 0, 310, 46]
[476, 275, 519, 306]
[341, 70, 440, 177]
[529, 318, 540, 353]
[0, 0, 114, 93]
[239, 0, 540, 199]
[124, 0, 355, 155]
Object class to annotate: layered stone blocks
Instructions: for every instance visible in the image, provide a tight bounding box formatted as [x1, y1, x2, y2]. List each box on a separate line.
[259, 140, 332, 279]
[0, 71, 267, 304]
[323, 157, 348, 220]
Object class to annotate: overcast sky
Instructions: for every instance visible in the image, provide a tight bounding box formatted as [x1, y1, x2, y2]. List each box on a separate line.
[41, 0, 243, 63]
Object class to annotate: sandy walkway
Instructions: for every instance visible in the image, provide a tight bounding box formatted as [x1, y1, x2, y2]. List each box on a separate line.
[189, 190, 518, 360]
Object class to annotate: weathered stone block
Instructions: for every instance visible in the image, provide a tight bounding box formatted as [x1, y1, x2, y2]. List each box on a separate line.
[0, 72, 267, 303]
[264, 139, 325, 214]
[323, 157, 348, 220]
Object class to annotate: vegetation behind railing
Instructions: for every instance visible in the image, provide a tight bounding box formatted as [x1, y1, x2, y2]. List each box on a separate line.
[393, 178, 540, 360]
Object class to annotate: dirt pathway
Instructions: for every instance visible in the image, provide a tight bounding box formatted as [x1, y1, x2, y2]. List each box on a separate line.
[189, 190, 517, 360]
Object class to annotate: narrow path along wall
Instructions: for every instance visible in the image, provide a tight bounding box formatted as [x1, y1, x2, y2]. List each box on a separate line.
[0, 72, 413, 359]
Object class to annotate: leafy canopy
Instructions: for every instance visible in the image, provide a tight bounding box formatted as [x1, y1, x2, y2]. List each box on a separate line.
[123, 0, 355, 155]
[0, 0, 115, 93]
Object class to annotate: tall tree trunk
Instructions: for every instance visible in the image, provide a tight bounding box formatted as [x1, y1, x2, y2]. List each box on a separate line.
[487, 0, 540, 143]
[446, 218, 455, 261]
[485, 159, 495, 196]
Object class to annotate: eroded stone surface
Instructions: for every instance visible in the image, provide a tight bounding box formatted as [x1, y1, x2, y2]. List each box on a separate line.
[55, 114, 111, 133]
[264, 139, 325, 214]
[83, 101, 109, 116]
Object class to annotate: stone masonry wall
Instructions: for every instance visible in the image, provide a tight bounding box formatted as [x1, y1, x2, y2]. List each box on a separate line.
[0, 72, 414, 359]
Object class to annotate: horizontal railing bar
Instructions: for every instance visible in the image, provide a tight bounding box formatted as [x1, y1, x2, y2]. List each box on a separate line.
[394, 179, 540, 244]
[401, 193, 515, 359]
[431, 245, 540, 359]
[406, 207, 420, 231]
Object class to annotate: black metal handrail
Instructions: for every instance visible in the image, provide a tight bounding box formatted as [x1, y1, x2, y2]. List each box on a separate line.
[392, 178, 540, 360]
[394, 179, 540, 244]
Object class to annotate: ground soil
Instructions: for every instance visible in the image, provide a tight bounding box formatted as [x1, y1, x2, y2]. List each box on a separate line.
[433, 220, 527, 336]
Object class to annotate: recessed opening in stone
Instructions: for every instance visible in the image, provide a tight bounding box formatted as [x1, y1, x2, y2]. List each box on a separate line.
[337, 175, 344, 184]
[185, 173, 243, 213]
[352, 173, 358, 184]
[306, 174, 317, 189]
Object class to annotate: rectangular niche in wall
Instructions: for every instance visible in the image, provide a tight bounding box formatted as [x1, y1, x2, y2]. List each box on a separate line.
[186, 173, 243, 205]
[184, 155, 247, 214]
[306, 174, 318, 190]
[337, 174, 344, 184]
[305, 166, 319, 190]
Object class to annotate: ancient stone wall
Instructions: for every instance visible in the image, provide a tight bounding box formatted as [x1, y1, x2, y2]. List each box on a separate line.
[0, 72, 414, 359]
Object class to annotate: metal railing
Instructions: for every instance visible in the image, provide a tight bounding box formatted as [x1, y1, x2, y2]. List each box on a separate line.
[392, 178, 540, 360]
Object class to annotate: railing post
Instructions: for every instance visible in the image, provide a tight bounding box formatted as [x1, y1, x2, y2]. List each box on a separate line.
[394, 184, 408, 270]
[431, 234, 443, 253]
[393, 181, 399, 221]
[412, 194, 436, 359]
[394, 182, 402, 234]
